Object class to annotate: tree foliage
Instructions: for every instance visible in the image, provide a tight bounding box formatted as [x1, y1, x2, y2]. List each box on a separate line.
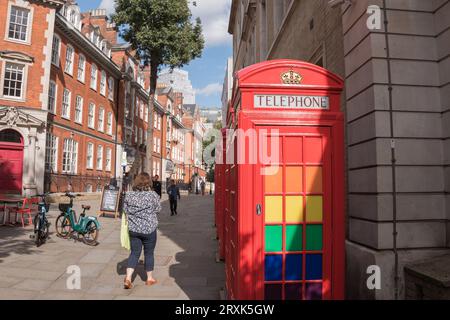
[112, 0, 204, 173]
[112, 0, 204, 90]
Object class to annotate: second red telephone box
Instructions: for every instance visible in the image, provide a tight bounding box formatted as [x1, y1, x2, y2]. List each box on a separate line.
[218, 59, 345, 300]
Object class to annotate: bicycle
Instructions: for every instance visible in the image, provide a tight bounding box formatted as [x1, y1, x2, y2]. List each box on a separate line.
[30, 193, 51, 247]
[55, 192, 101, 246]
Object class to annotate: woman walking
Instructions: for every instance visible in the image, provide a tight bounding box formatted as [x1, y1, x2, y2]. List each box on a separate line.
[123, 172, 161, 289]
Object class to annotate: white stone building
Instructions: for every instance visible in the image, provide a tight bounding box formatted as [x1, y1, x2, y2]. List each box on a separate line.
[158, 68, 196, 104]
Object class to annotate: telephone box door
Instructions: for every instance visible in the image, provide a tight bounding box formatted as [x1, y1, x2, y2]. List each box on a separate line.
[255, 125, 333, 300]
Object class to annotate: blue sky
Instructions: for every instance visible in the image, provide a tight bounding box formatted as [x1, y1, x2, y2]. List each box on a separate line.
[77, 0, 232, 109]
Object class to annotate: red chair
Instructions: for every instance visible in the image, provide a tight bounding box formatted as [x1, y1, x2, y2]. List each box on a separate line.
[10, 198, 38, 227]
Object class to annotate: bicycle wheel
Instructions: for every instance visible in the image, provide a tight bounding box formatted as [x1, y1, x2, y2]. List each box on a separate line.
[83, 221, 99, 246]
[33, 215, 42, 247]
[55, 214, 71, 238]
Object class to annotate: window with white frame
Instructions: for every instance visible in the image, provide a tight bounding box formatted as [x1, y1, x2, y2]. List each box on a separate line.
[61, 88, 71, 119]
[45, 133, 58, 172]
[86, 142, 94, 169]
[96, 145, 103, 170]
[48, 81, 57, 113]
[107, 112, 112, 135]
[62, 138, 78, 174]
[88, 103, 95, 128]
[51, 35, 61, 66]
[157, 115, 161, 130]
[108, 77, 114, 100]
[2, 62, 25, 99]
[75, 95, 83, 124]
[90, 64, 97, 90]
[144, 130, 148, 145]
[100, 70, 106, 96]
[144, 105, 148, 122]
[8, 6, 30, 42]
[138, 127, 142, 145]
[98, 107, 104, 132]
[139, 102, 144, 119]
[64, 45, 74, 75]
[85, 184, 93, 192]
[105, 148, 112, 171]
[154, 113, 157, 128]
[77, 54, 85, 82]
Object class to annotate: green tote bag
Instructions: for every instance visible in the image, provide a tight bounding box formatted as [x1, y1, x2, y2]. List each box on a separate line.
[120, 213, 131, 251]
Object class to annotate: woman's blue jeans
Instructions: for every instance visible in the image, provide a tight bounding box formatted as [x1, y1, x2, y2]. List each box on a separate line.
[127, 230, 157, 272]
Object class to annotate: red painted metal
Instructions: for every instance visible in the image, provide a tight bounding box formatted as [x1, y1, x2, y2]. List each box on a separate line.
[0, 130, 24, 194]
[216, 60, 345, 300]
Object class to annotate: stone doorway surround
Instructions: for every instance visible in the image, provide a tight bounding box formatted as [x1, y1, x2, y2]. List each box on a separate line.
[0, 106, 47, 196]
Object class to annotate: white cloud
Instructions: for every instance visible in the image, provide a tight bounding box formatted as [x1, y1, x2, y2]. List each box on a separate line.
[99, 0, 115, 15]
[195, 82, 222, 96]
[98, 0, 232, 47]
[190, 0, 232, 47]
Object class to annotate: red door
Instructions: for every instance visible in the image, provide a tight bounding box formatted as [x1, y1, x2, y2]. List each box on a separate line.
[255, 126, 332, 300]
[0, 130, 24, 194]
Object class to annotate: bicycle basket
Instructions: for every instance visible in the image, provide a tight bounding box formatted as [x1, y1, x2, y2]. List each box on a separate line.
[58, 203, 71, 212]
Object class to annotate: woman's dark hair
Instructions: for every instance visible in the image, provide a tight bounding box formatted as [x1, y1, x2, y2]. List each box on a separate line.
[132, 172, 152, 191]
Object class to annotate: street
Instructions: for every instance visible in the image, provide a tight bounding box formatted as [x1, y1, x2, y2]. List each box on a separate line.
[0, 195, 224, 300]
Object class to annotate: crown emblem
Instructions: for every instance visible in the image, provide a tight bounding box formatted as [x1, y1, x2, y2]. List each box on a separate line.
[281, 69, 302, 85]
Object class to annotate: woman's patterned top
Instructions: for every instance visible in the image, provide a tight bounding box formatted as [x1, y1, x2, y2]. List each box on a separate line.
[123, 191, 161, 234]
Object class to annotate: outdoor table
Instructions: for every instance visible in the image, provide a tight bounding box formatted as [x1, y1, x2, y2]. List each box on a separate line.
[0, 195, 26, 226]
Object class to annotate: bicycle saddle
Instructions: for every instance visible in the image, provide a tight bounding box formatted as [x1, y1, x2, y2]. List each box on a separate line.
[82, 205, 91, 210]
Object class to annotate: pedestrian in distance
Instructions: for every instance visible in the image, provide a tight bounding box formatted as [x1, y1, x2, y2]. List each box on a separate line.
[167, 179, 181, 216]
[122, 172, 161, 289]
[152, 174, 162, 198]
[200, 179, 206, 196]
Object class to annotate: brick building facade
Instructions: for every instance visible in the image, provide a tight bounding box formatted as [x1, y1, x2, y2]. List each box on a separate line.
[227, 0, 450, 299]
[0, 0, 152, 194]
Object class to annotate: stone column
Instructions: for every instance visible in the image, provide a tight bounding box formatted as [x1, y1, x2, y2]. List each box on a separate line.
[24, 127, 38, 196]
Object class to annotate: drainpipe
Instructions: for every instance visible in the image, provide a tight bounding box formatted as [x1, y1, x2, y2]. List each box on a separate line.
[114, 75, 123, 185]
[382, 0, 399, 300]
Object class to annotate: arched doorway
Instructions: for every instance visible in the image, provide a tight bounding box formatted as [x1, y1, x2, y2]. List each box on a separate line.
[0, 129, 24, 194]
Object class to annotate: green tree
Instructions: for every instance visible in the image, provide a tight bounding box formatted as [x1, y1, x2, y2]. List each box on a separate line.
[112, 0, 204, 173]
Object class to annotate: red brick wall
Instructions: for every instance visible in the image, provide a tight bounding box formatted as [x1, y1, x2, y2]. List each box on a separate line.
[0, 1, 53, 109]
[47, 29, 119, 192]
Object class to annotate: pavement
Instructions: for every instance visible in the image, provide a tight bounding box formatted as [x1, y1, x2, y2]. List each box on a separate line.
[0, 194, 225, 300]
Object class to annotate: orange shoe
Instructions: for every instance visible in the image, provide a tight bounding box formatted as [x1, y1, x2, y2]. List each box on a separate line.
[124, 278, 133, 289]
[145, 279, 157, 286]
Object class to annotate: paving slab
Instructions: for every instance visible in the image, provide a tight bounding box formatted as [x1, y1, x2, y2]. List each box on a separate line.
[0, 195, 224, 300]
[12, 279, 53, 292]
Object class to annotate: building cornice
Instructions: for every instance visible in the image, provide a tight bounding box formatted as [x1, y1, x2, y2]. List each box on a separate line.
[55, 14, 122, 78]
[171, 115, 185, 129]
[37, 0, 66, 8]
[153, 99, 166, 114]
[131, 81, 149, 99]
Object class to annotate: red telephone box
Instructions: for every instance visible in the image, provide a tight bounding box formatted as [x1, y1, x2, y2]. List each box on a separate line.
[215, 128, 227, 260]
[219, 60, 345, 300]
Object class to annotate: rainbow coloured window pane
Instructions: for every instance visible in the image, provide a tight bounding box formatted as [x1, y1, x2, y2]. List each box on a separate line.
[263, 135, 325, 300]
